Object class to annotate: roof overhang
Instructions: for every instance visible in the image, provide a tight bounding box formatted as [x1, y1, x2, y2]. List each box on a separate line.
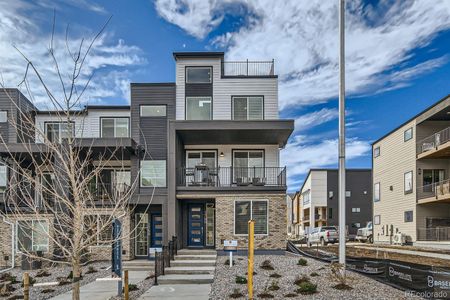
[172, 120, 294, 148]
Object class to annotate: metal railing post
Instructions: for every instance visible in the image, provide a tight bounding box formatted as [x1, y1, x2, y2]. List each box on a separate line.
[154, 252, 158, 286]
[161, 249, 165, 275]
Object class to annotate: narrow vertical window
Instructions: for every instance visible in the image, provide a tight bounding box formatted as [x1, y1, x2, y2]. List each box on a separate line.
[374, 182, 380, 202]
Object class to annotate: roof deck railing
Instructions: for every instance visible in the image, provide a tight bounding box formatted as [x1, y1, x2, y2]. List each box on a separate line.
[221, 60, 275, 77]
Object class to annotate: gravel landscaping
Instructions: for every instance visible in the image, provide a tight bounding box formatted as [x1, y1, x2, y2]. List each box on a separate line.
[109, 272, 154, 300]
[210, 254, 422, 299]
[0, 261, 109, 300]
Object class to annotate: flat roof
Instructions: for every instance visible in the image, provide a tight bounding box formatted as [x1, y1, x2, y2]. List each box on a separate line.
[372, 93, 450, 145]
[173, 52, 224, 60]
[298, 168, 372, 193]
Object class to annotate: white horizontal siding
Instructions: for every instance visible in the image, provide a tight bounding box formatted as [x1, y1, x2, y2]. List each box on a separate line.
[35, 109, 130, 142]
[175, 57, 279, 120]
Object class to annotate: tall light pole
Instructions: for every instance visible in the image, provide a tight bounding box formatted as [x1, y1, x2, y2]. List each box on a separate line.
[338, 0, 346, 272]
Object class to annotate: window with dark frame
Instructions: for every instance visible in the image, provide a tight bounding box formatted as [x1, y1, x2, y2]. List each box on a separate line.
[186, 67, 212, 83]
[17, 220, 49, 252]
[404, 127, 413, 142]
[101, 118, 129, 138]
[404, 171, 413, 194]
[232, 96, 263, 120]
[234, 200, 268, 235]
[45, 122, 74, 143]
[140, 160, 166, 187]
[140, 105, 166, 117]
[374, 182, 380, 202]
[404, 210, 413, 222]
[0, 164, 7, 193]
[186, 97, 212, 120]
[374, 147, 380, 158]
[328, 207, 332, 219]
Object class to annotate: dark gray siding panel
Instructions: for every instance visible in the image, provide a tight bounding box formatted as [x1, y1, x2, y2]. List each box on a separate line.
[326, 170, 372, 235]
[185, 83, 213, 97]
[130, 83, 176, 198]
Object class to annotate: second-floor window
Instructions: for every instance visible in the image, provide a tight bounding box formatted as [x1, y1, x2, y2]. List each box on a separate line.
[186, 97, 212, 120]
[45, 122, 74, 143]
[232, 96, 263, 120]
[186, 67, 212, 83]
[0, 111, 7, 122]
[140, 105, 166, 117]
[0, 164, 7, 193]
[101, 118, 129, 138]
[140, 160, 166, 187]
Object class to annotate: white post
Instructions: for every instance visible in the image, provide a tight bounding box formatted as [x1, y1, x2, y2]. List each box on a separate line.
[229, 251, 233, 267]
[338, 0, 346, 273]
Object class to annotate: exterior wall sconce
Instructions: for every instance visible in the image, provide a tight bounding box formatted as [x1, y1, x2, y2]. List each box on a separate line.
[389, 185, 393, 191]
[418, 168, 422, 175]
[220, 152, 225, 157]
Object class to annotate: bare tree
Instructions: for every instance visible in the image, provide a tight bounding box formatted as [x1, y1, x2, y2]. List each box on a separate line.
[0, 15, 152, 300]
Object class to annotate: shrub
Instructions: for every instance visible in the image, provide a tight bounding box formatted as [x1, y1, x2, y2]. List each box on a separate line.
[260, 260, 275, 270]
[21, 276, 36, 287]
[268, 280, 280, 291]
[0, 273, 17, 284]
[296, 282, 318, 295]
[0, 283, 15, 297]
[36, 269, 51, 277]
[257, 293, 274, 298]
[235, 276, 247, 284]
[67, 270, 83, 280]
[269, 273, 281, 278]
[329, 262, 352, 290]
[86, 266, 98, 274]
[229, 288, 244, 298]
[42, 288, 55, 294]
[123, 284, 139, 293]
[294, 275, 310, 285]
[224, 259, 236, 266]
[297, 258, 308, 266]
[310, 272, 319, 277]
[57, 277, 71, 286]
[284, 293, 297, 298]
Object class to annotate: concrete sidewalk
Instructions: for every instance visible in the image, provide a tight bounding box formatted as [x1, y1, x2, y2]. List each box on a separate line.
[353, 245, 450, 260]
[51, 271, 148, 300]
[138, 284, 210, 300]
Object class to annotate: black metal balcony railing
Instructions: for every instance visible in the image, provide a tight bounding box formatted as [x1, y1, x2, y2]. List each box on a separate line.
[89, 182, 131, 202]
[221, 60, 275, 77]
[177, 166, 286, 188]
[417, 227, 450, 241]
[417, 126, 450, 155]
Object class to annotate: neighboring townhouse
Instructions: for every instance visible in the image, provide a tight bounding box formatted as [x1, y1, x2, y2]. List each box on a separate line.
[0, 52, 294, 267]
[372, 94, 450, 247]
[296, 169, 372, 238]
[288, 191, 302, 239]
[286, 193, 294, 238]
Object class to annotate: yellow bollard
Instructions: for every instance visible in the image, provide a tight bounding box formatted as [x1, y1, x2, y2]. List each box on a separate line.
[23, 272, 30, 300]
[124, 269, 129, 300]
[248, 220, 255, 300]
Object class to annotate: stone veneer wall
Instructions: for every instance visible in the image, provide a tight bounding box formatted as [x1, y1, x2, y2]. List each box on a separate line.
[0, 218, 13, 268]
[215, 193, 286, 250]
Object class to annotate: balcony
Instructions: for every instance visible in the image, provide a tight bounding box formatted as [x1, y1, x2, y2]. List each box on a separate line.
[417, 227, 450, 241]
[417, 180, 450, 204]
[176, 166, 286, 191]
[417, 127, 450, 159]
[221, 60, 275, 77]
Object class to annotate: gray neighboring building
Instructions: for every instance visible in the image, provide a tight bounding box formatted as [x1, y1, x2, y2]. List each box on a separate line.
[296, 169, 372, 237]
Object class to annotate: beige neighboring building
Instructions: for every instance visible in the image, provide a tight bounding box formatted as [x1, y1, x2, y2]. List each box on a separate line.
[373, 94, 450, 248]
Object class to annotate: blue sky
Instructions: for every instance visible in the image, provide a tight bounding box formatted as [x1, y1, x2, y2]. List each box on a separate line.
[1, 0, 450, 191]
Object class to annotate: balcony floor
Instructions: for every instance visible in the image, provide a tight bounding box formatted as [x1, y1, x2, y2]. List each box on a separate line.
[418, 140, 450, 159]
[418, 194, 450, 204]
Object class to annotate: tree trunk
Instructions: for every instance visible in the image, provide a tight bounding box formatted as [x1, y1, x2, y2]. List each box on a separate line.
[72, 260, 81, 300]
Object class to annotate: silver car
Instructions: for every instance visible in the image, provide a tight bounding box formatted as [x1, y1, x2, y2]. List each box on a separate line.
[307, 226, 339, 246]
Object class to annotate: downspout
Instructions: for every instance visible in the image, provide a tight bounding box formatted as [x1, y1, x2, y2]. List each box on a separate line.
[0, 216, 15, 273]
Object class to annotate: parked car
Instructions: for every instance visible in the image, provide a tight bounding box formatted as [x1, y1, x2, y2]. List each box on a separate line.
[307, 226, 339, 246]
[355, 221, 373, 243]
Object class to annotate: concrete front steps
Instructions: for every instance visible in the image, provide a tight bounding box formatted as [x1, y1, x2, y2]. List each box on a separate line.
[158, 249, 217, 285]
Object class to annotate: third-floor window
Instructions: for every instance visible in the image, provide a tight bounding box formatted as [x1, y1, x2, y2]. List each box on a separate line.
[186, 67, 212, 84]
[232, 96, 263, 120]
[45, 122, 74, 143]
[101, 118, 129, 138]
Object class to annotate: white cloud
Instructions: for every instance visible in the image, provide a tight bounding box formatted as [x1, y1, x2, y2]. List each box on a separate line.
[294, 108, 338, 133]
[154, 0, 450, 110]
[0, 1, 144, 107]
[281, 137, 371, 190]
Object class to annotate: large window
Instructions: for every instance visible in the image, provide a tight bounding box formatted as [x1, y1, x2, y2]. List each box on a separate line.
[374, 182, 380, 202]
[0, 111, 7, 122]
[140, 105, 166, 117]
[186, 97, 212, 120]
[186, 67, 212, 83]
[45, 122, 74, 143]
[186, 151, 216, 169]
[234, 200, 268, 235]
[84, 214, 113, 245]
[232, 96, 263, 120]
[0, 164, 7, 193]
[404, 171, 413, 194]
[17, 220, 49, 252]
[140, 160, 166, 187]
[233, 150, 264, 183]
[101, 118, 129, 138]
[423, 169, 445, 187]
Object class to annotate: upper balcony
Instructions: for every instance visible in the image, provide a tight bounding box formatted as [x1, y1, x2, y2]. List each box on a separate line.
[221, 60, 275, 78]
[417, 126, 450, 159]
[416, 179, 450, 204]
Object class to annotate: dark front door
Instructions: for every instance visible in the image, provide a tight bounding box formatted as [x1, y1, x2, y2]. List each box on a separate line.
[188, 204, 204, 247]
[151, 212, 163, 247]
